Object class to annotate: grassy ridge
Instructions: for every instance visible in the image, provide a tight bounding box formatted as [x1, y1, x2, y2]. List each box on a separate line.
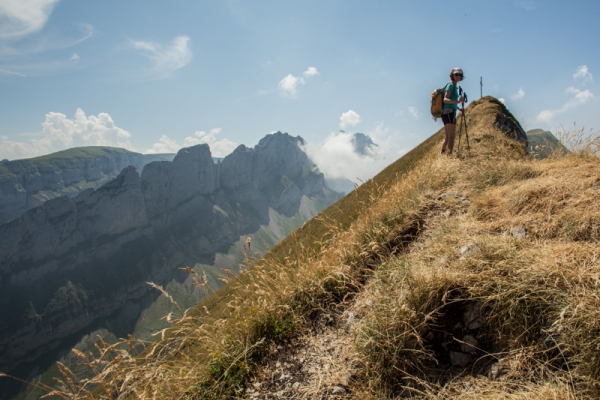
[24, 97, 600, 399]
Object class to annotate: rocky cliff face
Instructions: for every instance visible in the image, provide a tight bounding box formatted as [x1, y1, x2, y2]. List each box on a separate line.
[351, 133, 378, 156]
[0, 147, 174, 225]
[0, 132, 337, 373]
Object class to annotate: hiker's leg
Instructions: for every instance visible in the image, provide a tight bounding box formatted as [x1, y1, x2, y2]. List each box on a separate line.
[446, 123, 456, 153]
[441, 130, 449, 152]
[441, 113, 451, 152]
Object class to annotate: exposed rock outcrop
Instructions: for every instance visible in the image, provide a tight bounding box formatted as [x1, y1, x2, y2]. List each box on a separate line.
[351, 133, 378, 156]
[0, 132, 339, 373]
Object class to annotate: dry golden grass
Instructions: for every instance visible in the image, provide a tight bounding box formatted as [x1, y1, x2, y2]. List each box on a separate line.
[28, 97, 600, 399]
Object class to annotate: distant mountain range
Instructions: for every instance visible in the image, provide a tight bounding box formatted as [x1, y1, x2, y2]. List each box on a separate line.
[0, 147, 175, 226]
[0, 132, 341, 386]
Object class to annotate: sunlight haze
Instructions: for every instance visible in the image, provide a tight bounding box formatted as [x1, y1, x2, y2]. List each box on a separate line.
[0, 0, 597, 181]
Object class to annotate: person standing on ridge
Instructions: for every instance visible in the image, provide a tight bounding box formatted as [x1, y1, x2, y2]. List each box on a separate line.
[440, 68, 465, 154]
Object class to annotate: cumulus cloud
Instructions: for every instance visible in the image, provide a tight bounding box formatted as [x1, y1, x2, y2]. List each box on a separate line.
[0, 109, 132, 160]
[304, 66, 319, 77]
[131, 35, 192, 79]
[339, 110, 360, 129]
[573, 65, 593, 82]
[278, 66, 319, 98]
[146, 128, 237, 157]
[511, 88, 525, 100]
[278, 74, 304, 98]
[0, 0, 59, 40]
[184, 128, 238, 157]
[145, 135, 180, 154]
[302, 123, 408, 184]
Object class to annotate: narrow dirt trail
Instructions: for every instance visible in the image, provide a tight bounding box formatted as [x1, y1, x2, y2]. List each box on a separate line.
[244, 189, 473, 399]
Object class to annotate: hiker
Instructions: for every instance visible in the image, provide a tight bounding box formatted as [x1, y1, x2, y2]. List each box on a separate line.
[440, 68, 465, 155]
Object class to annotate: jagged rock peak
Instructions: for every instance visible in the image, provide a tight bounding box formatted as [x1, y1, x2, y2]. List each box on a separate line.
[257, 131, 306, 148]
[99, 165, 140, 192]
[351, 133, 378, 155]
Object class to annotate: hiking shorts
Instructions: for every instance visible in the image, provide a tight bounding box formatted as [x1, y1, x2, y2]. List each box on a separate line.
[442, 110, 457, 125]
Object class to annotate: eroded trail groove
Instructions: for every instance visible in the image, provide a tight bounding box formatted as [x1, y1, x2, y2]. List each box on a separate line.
[245, 192, 475, 399]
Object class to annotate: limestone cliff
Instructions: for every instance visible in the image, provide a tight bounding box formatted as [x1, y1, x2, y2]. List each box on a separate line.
[0, 147, 174, 225]
[0, 132, 339, 374]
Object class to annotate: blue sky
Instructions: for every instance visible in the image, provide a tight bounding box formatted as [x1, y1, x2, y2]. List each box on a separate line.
[0, 0, 598, 181]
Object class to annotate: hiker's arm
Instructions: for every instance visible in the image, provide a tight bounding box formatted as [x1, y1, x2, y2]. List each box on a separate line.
[444, 90, 465, 104]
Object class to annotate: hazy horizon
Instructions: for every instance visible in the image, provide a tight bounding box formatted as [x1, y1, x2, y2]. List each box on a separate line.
[1, 0, 598, 181]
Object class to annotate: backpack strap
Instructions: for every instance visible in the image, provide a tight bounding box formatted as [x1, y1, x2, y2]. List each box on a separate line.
[443, 81, 454, 108]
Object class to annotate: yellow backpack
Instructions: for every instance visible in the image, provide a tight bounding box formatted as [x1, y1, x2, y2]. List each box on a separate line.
[430, 82, 450, 121]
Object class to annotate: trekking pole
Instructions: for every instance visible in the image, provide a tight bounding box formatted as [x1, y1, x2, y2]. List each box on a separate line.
[459, 86, 470, 154]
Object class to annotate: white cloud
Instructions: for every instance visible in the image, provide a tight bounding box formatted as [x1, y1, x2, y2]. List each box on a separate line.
[498, 98, 506, 104]
[70, 53, 79, 61]
[408, 106, 420, 118]
[278, 74, 304, 98]
[340, 110, 360, 129]
[536, 109, 555, 124]
[0, 109, 132, 160]
[304, 66, 319, 77]
[145, 135, 180, 154]
[278, 66, 319, 98]
[146, 128, 238, 157]
[0, 0, 59, 40]
[537, 87, 594, 123]
[302, 124, 407, 183]
[565, 86, 594, 104]
[573, 65, 593, 82]
[0, 22, 92, 75]
[131, 35, 192, 79]
[511, 88, 525, 100]
[184, 128, 238, 157]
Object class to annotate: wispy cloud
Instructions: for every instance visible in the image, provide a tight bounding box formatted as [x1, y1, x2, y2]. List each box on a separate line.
[515, 1, 536, 10]
[278, 66, 319, 98]
[0, 68, 26, 77]
[0, 109, 132, 160]
[537, 88, 593, 123]
[340, 110, 360, 129]
[0, 0, 59, 40]
[131, 35, 192, 79]
[408, 106, 420, 119]
[146, 128, 238, 157]
[0, 20, 94, 76]
[537, 66, 595, 123]
[511, 88, 525, 100]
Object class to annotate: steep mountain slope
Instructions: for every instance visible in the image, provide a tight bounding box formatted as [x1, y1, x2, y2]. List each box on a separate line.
[0, 132, 340, 384]
[0, 147, 175, 226]
[13, 97, 600, 399]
